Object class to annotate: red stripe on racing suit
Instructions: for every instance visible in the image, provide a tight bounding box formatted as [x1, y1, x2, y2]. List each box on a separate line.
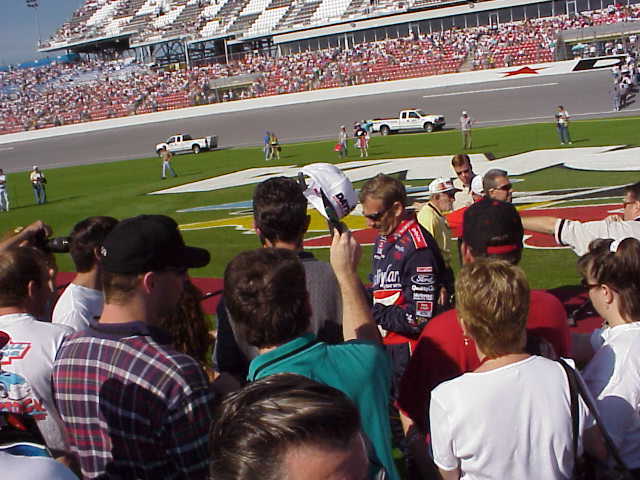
[370, 217, 449, 348]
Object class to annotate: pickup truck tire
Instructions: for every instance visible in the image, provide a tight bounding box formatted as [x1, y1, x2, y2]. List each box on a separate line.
[192, 144, 201, 154]
[423, 122, 434, 133]
[380, 125, 391, 136]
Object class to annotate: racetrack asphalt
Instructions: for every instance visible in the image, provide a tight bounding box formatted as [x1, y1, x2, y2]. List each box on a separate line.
[1, 68, 637, 173]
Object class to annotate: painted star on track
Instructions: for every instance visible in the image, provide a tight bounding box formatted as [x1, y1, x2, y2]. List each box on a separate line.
[502, 66, 546, 77]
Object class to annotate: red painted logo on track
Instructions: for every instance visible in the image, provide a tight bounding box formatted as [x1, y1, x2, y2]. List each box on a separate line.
[502, 66, 545, 77]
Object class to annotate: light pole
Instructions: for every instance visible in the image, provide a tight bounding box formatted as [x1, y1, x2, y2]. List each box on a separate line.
[26, 0, 42, 46]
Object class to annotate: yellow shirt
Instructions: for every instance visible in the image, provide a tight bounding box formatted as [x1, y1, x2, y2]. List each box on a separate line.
[417, 202, 452, 268]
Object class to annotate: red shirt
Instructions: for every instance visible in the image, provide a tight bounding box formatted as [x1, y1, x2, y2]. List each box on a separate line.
[444, 206, 468, 239]
[396, 289, 570, 432]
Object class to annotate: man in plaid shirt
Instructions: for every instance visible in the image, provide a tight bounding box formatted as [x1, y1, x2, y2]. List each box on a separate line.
[53, 215, 214, 479]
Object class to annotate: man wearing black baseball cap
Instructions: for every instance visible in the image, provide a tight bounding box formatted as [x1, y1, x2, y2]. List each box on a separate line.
[53, 215, 215, 480]
[396, 199, 570, 476]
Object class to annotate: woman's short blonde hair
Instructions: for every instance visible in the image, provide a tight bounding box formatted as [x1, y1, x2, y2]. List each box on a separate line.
[456, 258, 530, 357]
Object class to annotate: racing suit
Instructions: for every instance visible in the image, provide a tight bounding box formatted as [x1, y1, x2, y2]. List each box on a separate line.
[369, 217, 451, 394]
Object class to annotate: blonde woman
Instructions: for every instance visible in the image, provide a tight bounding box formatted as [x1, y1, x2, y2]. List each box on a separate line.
[430, 259, 603, 479]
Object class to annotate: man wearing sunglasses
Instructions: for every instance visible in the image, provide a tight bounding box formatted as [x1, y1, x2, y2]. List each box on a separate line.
[483, 168, 513, 203]
[522, 181, 640, 256]
[359, 174, 450, 394]
[451, 154, 476, 210]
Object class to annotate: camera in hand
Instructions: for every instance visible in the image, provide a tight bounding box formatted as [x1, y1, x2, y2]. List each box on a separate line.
[34, 231, 71, 253]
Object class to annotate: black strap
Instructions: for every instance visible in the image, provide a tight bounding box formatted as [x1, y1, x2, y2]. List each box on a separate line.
[427, 203, 443, 218]
[558, 358, 632, 474]
[250, 338, 319, 381]
[558, 359, 580, 469]
[557, 218, 568, 246]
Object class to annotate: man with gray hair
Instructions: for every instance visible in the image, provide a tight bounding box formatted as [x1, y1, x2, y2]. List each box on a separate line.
[483, 168, 513, 203]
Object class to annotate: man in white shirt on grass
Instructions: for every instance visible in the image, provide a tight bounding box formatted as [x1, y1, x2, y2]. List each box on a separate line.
[0, 169, 8, 212]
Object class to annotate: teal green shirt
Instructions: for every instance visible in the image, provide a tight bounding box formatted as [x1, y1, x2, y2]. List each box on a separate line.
[248, 333, 399, 480]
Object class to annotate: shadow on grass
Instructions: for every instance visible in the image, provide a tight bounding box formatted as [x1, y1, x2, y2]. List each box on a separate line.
[11, 195, 84, 209]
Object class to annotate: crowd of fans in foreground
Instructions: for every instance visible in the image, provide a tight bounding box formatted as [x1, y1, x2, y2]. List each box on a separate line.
[2, 3, 640, 134]
[1, 157, 639, 479]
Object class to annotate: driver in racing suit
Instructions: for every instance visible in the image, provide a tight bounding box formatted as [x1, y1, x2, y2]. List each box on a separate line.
[360, 174, 451, 394]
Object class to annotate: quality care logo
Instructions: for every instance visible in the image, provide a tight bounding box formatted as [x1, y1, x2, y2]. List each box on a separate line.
[149, 146, 640, 250]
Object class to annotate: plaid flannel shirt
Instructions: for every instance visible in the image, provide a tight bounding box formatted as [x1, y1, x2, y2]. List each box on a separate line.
[52, 321, 215, 479]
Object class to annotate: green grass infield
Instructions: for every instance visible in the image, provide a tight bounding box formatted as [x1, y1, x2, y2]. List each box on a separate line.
[3, 115, 639, 290]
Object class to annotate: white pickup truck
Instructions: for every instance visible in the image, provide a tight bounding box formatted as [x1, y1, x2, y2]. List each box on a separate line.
[370, 109, 446, 135]
[155, 134, 218, 155]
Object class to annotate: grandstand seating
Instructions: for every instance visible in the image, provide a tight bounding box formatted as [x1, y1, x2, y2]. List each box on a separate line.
[4, 4, 638, 135]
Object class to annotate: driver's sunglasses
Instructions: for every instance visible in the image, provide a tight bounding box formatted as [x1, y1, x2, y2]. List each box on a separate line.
[492, 183, 513, 192]
[455, 167, 471, 177]
[364, 210, 387, 222]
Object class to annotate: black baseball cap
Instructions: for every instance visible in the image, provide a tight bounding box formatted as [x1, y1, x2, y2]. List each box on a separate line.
[462, 198, 523, 256]
[100, 215, 210, 274]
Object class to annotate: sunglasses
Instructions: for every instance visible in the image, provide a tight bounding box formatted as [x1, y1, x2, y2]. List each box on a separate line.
[455, 168, 471, 176]
[364, 211, 387, 222]
[492, 183, 513, 192]
[580, 278, 600, 290]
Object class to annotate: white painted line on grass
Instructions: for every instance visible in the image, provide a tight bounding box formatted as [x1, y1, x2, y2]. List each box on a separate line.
[422, 82, 559, 98]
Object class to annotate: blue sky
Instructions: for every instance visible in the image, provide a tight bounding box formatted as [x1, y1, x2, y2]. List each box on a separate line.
[1, 0, 83, 65]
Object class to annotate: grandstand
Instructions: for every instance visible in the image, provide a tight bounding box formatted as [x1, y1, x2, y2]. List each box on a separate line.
[0, 0, 638, 134]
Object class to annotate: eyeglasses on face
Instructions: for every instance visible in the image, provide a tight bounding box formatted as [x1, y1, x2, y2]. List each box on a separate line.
[492, 183, 513, 192]
[364, 210, 387, 222]
[455, 167, 471, 176]
[580, 278, 600, 290]
[622, 200, 637, 208]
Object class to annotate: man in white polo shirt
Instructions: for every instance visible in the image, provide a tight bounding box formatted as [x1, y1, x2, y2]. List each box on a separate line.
[522, 182, 640, 256]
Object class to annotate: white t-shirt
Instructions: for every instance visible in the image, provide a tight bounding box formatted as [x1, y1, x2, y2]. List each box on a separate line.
[582, 322, 640, 469]
[0, 313, 72, 452]
[554, 217, 640, 256]
[52, 283, 104, 332]
[0, 174, 6, 190]
[0, 451, 78, 479]
[430, 356, 593, 479]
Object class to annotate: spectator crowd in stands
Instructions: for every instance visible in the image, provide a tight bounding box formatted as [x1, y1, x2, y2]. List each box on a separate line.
[1, 158, 640, 479]
[2, 3, 640, 135]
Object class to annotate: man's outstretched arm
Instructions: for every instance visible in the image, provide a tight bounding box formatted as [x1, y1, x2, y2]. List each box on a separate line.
[521, 216, 558, 235]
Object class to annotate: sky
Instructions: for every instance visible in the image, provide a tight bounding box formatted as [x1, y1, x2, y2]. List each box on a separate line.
[1, 0, 84, 66]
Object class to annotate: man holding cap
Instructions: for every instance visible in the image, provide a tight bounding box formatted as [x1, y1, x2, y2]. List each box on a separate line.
[360, 174, 451, 395]
[397, 200, 570, 467]
[53, 215, 215, 480]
